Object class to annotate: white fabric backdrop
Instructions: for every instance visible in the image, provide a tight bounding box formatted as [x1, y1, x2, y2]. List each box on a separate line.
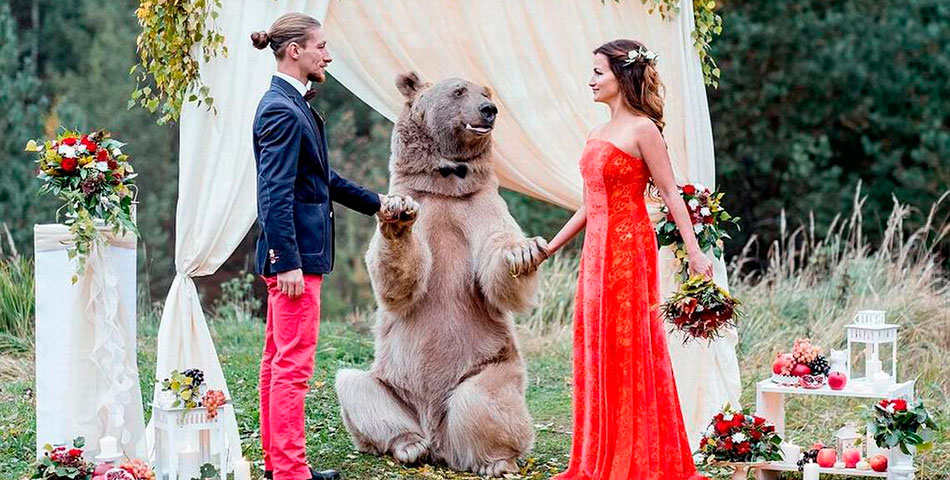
[34, 224, 145, 459]
[323, 0, 740, 448]
[165, 0, 740, 461]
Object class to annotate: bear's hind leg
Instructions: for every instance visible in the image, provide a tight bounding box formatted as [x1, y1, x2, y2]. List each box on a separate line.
[335, 369, 429, 463]
[438, 361, 534, 477]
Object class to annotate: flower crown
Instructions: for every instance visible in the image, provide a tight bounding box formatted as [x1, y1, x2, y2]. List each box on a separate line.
[623, 46, 659, 66]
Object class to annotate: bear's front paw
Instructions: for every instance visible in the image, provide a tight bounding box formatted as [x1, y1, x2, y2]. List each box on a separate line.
[378, 194, 420, 239]
[504, 236, 549, 278]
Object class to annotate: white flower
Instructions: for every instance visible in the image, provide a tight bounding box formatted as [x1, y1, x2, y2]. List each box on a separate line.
[688, 198, 700, 209]
[95, 162, 110, 172]
[58, 145, 76, 157]
[700, 207, 711, 216]
[731, 432, 747, 443]
[705, 424, 715, 435]
[693, 224, 704, 234]
[885, 404, 896, 414]
[75, 142, 87, 153]
[111, 147, 122, 157]
[722, 413, 734, 422]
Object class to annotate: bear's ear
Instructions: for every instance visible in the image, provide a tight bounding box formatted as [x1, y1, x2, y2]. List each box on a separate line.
[396, 71, 427, 101]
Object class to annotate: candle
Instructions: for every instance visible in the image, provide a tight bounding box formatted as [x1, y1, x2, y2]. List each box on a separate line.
[235, 458, 252, 480]
[99, 436, 118, 456]
[179, 448, 201, 479]
[803, 463, 820, 480]
[780, 443, 801, 464]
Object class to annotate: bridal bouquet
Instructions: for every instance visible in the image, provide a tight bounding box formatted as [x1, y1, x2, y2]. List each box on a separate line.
[660, 275, 739, 344]
[695, 404, 783, 464]
[25, 129, 137, 282]
[865, 397, 938, 454]
[655, 183, 739, 279]
[33, 437, 96, 480]
[159, 368, 228, 418]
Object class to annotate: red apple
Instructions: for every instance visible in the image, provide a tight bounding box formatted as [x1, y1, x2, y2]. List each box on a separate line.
[817, 448, 837, 467]
[828, 371, 847, 390]
[869, 454, 888, 472]
[843, 448, 861, 468]
[791, 363, 812, 377]
[772, 353, 794, 374]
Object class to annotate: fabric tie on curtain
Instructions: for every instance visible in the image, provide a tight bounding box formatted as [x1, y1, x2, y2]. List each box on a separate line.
[151, 1, 330, 475]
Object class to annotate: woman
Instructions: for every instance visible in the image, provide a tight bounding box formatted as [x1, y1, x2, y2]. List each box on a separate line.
[545, 39, 711, 479]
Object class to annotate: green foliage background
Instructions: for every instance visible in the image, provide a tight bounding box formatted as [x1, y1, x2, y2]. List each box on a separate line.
[0, 0, 946, 315]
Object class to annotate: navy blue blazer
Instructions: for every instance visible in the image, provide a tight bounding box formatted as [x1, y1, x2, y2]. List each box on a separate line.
[253, 76, 381, 276]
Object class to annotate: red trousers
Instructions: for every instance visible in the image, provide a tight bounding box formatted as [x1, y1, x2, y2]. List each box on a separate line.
[260, 274, 323, 480]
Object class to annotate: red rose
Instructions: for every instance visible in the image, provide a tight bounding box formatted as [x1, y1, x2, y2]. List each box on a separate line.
[715, 413, 725, 422]
[753, 416, 766, 425]
[97, 148, 109, 162]
[737, 442, 751, 454]
[732, 414, 745, 427]
[703, 215, 715, 224]
[62, 137, 77, 146]
[750, 430, 762, 440]
[700, 437, 708, 448]
[723, 438, 734, 450]
[893, 399, 908, 411]
[879, 399, 890, 409]
[682, 184, 696, 195]
[107, 159, 118, 170]
[68, 448, 82, 457]
[715, 420, 730, 435]
[61, 157, 78, 172]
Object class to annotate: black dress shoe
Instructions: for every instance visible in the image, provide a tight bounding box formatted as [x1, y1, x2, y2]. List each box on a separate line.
[263, 468, 340, 480]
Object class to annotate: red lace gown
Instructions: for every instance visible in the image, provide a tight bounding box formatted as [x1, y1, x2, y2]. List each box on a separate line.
[554, 139, 704, 480]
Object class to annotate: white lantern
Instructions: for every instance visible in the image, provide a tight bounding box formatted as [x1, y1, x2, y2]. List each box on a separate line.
[151, 403, 230, 480]
[845, 310, 898, 389]
[834, 424, 861, 456]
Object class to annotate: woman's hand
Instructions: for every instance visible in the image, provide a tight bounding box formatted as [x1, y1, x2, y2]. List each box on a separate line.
[687, 249, 713, 279]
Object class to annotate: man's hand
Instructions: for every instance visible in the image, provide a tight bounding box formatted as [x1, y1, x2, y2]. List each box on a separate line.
[277, 268, 305, 299]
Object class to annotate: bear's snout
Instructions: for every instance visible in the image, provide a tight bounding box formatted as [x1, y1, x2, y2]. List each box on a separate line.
[479, 102, 498, 124]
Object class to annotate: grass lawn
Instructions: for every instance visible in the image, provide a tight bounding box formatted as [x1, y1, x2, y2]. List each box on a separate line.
[0, 313, 575, 479]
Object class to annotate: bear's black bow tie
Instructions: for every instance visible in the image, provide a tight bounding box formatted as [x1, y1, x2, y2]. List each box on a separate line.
[437, 164, 469, 179]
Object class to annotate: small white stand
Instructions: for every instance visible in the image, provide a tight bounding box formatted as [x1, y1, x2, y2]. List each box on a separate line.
[753, 379, 916, 480]
[151, 403, 231, 480]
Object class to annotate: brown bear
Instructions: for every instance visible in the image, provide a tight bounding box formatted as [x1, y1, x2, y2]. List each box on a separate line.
[334, 72, 548, 477]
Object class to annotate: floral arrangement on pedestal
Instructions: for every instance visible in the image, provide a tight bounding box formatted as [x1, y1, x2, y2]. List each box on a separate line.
[865, 397, 938, 454]
[655, 182, 740, 280]
[660, 275, 740, 344]
[25, 129, 138, 283]
[695, 404, 783, 464]
[33, 437, 96, 480]
[771, 338, 831, 387]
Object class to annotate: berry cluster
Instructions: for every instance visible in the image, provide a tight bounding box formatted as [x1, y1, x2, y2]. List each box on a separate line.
[202, 389, 227, 419]
[182, 368, 205, 389]
[796, 443, 823, 472]
[119, 458, 155, 480]
[793, 338, 820, 364]
[808, 355, 831, 376]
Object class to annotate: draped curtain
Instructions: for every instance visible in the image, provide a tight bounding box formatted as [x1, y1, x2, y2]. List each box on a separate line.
[158, 0, 740, 464]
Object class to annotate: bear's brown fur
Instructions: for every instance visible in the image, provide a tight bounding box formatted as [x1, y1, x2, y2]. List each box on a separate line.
[335, 72, 547, 477]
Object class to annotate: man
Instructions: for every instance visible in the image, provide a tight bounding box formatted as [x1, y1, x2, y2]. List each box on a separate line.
[250, 13, 413, 480]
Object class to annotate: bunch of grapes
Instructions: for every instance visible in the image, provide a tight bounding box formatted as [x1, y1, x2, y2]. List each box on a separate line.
[796, 447, 820, 472]
[120, 458, 155, 480]
[202, 389, 227, 420]
[182, 368, 205, 389]
[808, 355, 831, 376]
[793, 338, 820, 364]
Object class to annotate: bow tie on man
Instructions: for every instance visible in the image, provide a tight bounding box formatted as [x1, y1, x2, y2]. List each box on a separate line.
[437, 164, 469, 179]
